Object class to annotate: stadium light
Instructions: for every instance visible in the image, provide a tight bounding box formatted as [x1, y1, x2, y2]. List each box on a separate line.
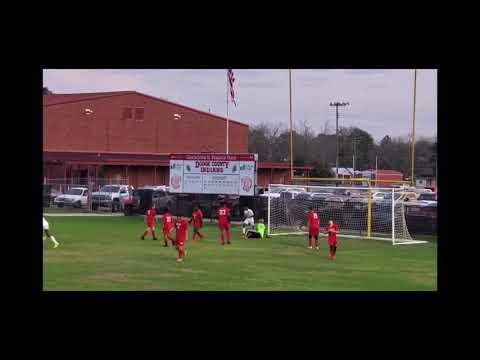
[329, 101, 350, 179]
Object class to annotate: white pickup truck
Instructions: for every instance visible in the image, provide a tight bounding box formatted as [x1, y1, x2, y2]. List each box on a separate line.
[91, 184, 134, 212]
[54, 187, 89, 208]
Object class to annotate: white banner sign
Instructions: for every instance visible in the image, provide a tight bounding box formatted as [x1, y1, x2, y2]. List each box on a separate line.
[169, 153, 257, 196]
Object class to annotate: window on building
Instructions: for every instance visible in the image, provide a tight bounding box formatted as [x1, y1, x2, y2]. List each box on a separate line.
[122, 107, 133, 120]
[135, 107, 144, 121]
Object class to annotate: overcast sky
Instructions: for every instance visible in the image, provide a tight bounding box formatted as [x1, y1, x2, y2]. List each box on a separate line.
[43, 69, 437, 142]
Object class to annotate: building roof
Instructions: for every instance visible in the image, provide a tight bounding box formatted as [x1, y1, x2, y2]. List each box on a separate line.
[258, 162, 313, 170]
[43, 150, 311, 170]
[43, 91, 248, 128]
[43, 91, 134, 106]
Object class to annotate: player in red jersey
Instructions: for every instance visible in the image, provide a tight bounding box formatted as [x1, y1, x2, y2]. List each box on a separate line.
[162, 207, 175, 247]
[141, 205, 158, 240]
[174, 216, 189, 262]
[189, 206, 204, 241]
[307, 206, 320, 250]
[326, 219, 339, 260]
[217, 201, 231, 245]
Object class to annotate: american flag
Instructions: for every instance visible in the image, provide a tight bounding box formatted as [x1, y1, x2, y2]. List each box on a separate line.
[227, 69, 236, 107]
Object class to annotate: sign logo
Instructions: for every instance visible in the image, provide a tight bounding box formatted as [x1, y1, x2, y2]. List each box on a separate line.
[170, 175, 182, 189]
[241, 177, 253, 192]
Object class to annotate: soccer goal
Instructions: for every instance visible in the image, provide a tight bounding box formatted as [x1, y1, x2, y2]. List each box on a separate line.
[266, 184, 427, 245]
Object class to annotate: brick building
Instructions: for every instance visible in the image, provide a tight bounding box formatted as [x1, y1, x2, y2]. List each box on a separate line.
[43, 91, 310, 188]
[362, 169, 404, 187]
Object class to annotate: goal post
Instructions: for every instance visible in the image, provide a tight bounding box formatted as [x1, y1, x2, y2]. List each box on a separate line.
[265, 184, 427, 245]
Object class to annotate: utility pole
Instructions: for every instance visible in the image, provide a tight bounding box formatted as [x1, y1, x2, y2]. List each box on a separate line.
[330, 102, 350, 178]
[352, 138, 358, 178]
[411, 69, 417, 186]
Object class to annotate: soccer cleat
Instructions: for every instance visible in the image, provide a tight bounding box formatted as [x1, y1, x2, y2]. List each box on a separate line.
[316, 247, 320, 250]
[308, 246, 313, 249]
[53, 243, 59, 248]
[153, 237, 157, 240]
[227, 241, 231, 245]
[221, 242, 225, 245]
[176, 258, 183, 262]
[140, 236, 145, 240]
[163, 244, 168, 247]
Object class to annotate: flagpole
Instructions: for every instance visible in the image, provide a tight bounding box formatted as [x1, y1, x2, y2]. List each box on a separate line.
[226, 70, 229, 154]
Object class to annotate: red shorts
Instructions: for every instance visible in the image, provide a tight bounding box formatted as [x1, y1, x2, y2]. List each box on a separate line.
[193, 224, 202, 230]
[147, 222, 155, 229]
[328, 238, 337, 245]
[163, 227, 173, 235]
[176, 240, 185, 247]
[219, 223, 230, 230]
[309, 228, 319, 237]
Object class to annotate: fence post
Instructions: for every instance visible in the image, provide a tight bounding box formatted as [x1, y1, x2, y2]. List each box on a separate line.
[88, 181, 93, 213]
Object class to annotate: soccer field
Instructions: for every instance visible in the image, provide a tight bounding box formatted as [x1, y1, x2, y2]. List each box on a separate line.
[42, 216, 437, 291]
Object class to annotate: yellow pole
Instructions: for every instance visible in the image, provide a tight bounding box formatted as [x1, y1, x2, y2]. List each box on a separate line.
[411, 69, 417, 186]
[289, 69, 294, 182]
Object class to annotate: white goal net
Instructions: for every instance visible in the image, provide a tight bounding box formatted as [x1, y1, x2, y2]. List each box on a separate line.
[266, 184, 427, 245]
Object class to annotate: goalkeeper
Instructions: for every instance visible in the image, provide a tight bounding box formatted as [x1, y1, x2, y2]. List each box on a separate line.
[241, 206, 255, 240]
[245, 219, 266, 239]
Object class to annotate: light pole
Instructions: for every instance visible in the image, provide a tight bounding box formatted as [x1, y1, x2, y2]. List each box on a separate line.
[411, 69, 417, 187]
[330, 102, 350, 178]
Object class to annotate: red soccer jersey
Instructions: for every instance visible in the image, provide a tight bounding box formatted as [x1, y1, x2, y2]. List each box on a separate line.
[307, 211, 320, 230]
[146, 208, 157, 225]
[327, 223, 339, 242]
[192, 209, 203, 228]
[175, 219, 188, 244]
[162, 213, 174, 230]
[217, 207, 231, 225]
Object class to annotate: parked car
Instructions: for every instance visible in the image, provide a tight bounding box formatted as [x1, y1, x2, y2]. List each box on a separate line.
[405, 192, 437, 207]
[91, 184, 134, 212]
[54, 187, 89, 208]
[43, 185, 62, 207]
[405, 202, 437, 235]
[372, 191, 387, 201]
[259, 186, 287, 199]
[382, 191, 418, 203]
[123, 186, 175, 216]
[416, 192, 437, 204]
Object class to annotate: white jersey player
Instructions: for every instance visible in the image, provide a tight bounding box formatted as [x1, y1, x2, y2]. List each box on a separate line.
[241, 207, 255, 239]
[43, 217, 59, 248]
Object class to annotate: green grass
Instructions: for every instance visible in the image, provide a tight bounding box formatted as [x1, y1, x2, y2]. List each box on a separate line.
[43, 216, 437, 291]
